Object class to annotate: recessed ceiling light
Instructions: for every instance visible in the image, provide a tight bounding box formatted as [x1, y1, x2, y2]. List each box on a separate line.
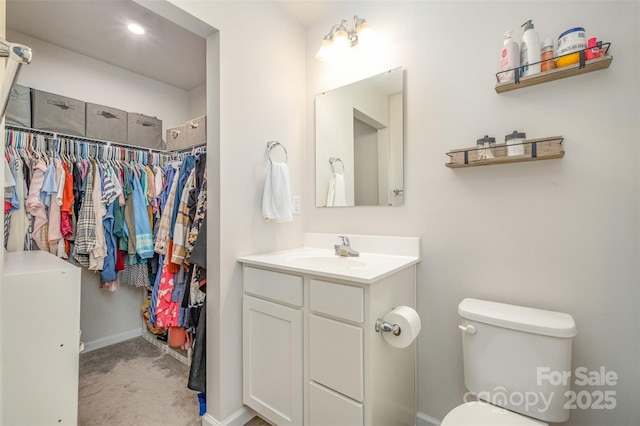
[128, 23, 146, 35]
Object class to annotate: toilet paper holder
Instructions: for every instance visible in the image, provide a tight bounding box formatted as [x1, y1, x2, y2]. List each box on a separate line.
[375, 318, 402, 336]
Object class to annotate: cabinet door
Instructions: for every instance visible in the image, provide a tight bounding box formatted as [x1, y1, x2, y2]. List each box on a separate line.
[309, 314, 363, 401]
[243, 296, 303, 426]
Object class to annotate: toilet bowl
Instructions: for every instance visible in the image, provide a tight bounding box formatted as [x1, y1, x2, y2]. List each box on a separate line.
[441, 401, 547, 426]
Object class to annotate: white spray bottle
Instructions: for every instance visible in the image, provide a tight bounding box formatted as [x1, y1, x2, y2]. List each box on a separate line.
[520, 19, 541, 76]
[498, 30, 520, 82]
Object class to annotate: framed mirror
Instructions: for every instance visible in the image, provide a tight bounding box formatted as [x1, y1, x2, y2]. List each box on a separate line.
[315, 67, 404, 207]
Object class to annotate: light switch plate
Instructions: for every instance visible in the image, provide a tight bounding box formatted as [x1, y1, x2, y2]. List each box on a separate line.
[292, 196, 301, 214]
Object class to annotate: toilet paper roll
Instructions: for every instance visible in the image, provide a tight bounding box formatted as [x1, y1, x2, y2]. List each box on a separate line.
[382, 306, 422, 348]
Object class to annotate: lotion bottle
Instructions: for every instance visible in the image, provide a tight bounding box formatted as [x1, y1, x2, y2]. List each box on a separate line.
[498, 30, 520, 82]
[520, 19, 541, 76]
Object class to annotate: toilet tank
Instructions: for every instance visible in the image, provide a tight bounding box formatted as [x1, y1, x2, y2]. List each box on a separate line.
[458, 298, 576, 423]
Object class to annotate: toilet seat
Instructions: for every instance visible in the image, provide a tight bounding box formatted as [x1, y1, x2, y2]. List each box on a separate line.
[441, 401, 548, 426]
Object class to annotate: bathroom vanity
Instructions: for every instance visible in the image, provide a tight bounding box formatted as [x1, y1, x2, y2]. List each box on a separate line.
[239, 233, 420, 426]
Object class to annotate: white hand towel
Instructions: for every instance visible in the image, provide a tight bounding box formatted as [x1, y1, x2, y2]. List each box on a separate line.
[326, 173, 346, 207]
[262, 161, 293, 223]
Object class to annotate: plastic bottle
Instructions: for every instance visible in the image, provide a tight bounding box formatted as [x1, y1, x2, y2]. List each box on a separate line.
[497, 30, 520, 83]
[520, 20, 541, 76]
[541, 38, 556, 72]
[585, 37, 604, 60]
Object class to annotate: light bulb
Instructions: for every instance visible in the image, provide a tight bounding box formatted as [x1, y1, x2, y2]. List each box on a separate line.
[128, 22, 146, 35]
[332, 28, 350, 56]
[315, 38, 334, 62]
[355, 20, 375, 45]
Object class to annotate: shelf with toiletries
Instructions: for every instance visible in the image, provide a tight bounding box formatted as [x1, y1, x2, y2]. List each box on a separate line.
[495, 43, 612, 93]
[445, 136, 564, 168]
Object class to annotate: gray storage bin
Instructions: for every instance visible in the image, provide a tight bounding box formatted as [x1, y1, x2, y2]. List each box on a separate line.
[31, 90, 86, 136]
[86, 103, 128, 143]
[127, 113, 164, 150]
[166, 124, 187, 151]
[6, 84, 31, 128]
[185, 115, 206, 147]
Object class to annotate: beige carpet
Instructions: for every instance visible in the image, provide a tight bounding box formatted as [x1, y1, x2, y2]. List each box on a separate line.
[78, 337, 201, 426]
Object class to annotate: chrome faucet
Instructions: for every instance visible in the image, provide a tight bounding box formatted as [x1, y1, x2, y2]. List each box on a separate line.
[334, 236, 359, 257]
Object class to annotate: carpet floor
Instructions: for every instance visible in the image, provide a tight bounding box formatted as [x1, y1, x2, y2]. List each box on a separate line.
[78, 337, 201, 426]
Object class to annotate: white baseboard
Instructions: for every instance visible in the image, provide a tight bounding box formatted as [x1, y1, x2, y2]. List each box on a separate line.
[417, 411, 441, 426]
[203, 407, 435, 426]
[201, 406, 256, 426]
[82, 328, 142, 353]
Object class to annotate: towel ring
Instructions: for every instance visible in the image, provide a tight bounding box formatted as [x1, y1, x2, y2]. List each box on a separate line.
[329, 157, 345, 174]
[267, 141, 288, 163]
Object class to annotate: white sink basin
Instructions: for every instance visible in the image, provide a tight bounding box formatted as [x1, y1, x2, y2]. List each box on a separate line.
[239, 235, 420, 283]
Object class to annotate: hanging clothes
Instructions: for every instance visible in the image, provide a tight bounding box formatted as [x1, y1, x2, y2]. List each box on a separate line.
[72, 161, 96, 268]
[25, 158, 48, 249]
[5, 127, 209, 392]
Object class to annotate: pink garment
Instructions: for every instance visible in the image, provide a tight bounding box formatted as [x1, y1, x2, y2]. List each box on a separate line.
[25, 159, 48, 249]
[154, 265, 180, 329]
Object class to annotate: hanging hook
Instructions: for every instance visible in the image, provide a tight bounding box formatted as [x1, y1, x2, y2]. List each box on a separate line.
[329, 157, 345, 174]
[267, 141, 288, 163]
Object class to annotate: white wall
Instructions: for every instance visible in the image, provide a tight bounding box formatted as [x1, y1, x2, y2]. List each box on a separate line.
[306, 1, 639, 425]
[189, 82, 206, 118]
[6, 29, 195, 350]
[165, 1, 306, 423]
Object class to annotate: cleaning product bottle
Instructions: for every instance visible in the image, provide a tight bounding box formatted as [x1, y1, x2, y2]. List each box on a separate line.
[541, 38, 556, 72]
[520, 19, 541, 76]
[497, 30, 520, 82]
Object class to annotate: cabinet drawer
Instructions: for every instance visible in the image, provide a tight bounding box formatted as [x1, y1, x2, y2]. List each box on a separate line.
[309, 381, 363, 426]
[310, 279, 363, 323]
[244, 267, 303, 306]
[309, 315, 363, 401]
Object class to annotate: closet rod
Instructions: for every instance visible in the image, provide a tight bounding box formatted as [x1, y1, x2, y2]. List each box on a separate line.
[5, 124, 171, 154]
[173, 143, 207, 154]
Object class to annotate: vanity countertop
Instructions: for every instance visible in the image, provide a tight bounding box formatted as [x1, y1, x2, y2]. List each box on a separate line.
[238, 233, 420, 284]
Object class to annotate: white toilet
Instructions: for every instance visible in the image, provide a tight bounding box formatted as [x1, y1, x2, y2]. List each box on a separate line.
[442, 298, 577, 426]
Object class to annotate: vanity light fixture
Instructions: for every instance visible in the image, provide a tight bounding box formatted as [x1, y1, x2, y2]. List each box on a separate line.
[315, 15, 373, 62]
[127, 22, 146, 35]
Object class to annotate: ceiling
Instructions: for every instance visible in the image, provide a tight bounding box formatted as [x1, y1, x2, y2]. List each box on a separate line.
[7, 0, 208, 91]
[6, 1, 345, 92]
[275, 0, 345, 26]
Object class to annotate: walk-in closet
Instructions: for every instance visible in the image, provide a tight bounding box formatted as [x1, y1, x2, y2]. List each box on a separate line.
[2, 0, 217, 423]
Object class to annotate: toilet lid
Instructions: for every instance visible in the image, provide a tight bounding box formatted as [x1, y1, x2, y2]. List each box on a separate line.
[441, 402, 548, 426]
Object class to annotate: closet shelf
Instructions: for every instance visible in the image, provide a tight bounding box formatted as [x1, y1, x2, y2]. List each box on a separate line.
[5, 124, 171, 153]
[445, 136, 564, 168]
[495, 54, 612, 93]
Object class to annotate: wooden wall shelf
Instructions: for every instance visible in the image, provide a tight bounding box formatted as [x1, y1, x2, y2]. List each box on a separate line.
[495, 55, 612, 93]
[445, 136, 564, 168]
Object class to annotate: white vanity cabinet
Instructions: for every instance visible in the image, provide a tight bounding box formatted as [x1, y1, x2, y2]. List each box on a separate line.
[241, 241, 418, 426]
[307, 267, 417, 426]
